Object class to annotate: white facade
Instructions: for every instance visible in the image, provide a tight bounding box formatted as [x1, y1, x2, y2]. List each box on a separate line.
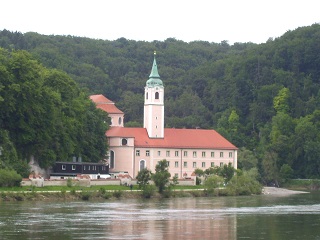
[143, 85, 164, 138]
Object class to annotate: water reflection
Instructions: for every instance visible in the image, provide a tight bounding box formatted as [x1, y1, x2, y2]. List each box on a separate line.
[1, 193, 320, 239]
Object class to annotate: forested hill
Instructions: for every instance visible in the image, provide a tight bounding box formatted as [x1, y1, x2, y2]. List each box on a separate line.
[1, 23, 320, 180]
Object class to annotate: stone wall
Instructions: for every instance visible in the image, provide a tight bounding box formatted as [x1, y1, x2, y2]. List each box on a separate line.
[21, 178, 195, 187]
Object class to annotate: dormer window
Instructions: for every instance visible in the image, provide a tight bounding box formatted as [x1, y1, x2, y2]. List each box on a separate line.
[155, 92, 159, 99]
[121, 138, 128, 146]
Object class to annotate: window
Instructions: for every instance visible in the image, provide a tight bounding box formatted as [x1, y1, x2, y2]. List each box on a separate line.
[193, 162, 197, 168]
[220, 162, 224, 167]
[220, 152, 224, 158]
[211, 152, 215, 158]
[136, 150, 140, 156]
[110, 150, 115, 168]
[140, 160, 146, 170]
[175, 161, 179, 167]
[184, 162, 187, 167]
[211, 162, 215, 167]
[166, 151, 170, 157]
[121, 138, 127, 146]
[184, 151, 188, 157]
[202, 152, 206, 157]
[202, 162, 206, 168]
[146, 92, 148, 99]
[62, 165, 66, 170]
[155, 92, 159, 99]
[146, 150, 150, 156]
[229, 152, 233, 158]
[88, 166, 91, 170]
[167, 161, 170, 167]
[193, 151, 197, 157]
[158, 151, 161, 156]
[118, 117, 122, 125]
[175, 151, 179, 157]
[72, 165, 76, 170]
[83, 165, 86, 170]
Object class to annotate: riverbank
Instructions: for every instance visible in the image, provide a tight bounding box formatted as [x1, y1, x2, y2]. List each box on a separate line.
[0, 189, 206, 202]
[0, 186, 311, 202]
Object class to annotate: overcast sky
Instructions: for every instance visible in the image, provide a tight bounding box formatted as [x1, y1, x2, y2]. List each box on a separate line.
[1, 0, 319, 44]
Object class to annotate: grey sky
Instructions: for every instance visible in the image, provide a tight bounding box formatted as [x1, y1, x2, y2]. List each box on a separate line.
[1, 0, 319, 44]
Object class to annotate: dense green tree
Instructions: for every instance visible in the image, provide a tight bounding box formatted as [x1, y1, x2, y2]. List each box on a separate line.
[0, 49, 108, 171]
[237, 147, 258, 170]
[273, 87, 291, 113]
[152, 159, 171, 193]
[280, 164, 294, 183]
[0, 168, 22, 187]
[261, 150, 280, 186]
[136, 168, 152, 189]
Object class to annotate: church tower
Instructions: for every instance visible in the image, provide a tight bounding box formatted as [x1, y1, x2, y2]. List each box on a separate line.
[144, 52, 164, 138]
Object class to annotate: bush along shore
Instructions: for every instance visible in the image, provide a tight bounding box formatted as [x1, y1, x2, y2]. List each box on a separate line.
[0, 183, 263, 202]
[1, 182, 313, 202]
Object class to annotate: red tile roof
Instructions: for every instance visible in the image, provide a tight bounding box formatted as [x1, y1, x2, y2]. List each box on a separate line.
[90, 94, 123, 114]
[90, 94, 113, 104]
[106, 127, 237, 150]
[96, 104, 124, 114]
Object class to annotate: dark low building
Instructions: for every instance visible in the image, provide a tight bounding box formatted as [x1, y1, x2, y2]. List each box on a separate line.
[51, 161, 109, 179]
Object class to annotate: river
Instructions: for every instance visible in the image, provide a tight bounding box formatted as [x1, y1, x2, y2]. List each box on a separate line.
[1, 191, 320, 239]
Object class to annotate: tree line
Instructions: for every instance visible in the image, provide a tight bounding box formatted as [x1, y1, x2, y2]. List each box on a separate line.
[0, 49, 108, 177]
[1, 24, 320, 182]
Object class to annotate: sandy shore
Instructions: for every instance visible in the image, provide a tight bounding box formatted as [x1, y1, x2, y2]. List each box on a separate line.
[262, 187, 309, 196]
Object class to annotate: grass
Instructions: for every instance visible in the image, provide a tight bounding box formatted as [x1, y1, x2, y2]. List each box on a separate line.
[0, 185, 136, 192]
[172, 185, 203, 190]
[0, 184, 203, 192]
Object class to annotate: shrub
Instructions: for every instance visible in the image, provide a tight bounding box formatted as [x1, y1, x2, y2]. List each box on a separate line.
[14, 193, 24, 201]
[81, 191, 91, 201]
[190, 190, 202, 197]
[310, 180, 320, 190]
[99, 187, 106, 195]
[141, 185, 156, 198]
[113, 190, 123, 199]
[204, 175, 224, 196]
[226, 172, 262, 195]
[0, 169, 22, 187]
[103, 192, 112, 199]
[60, 189, 66, 197]
[162, 188, 172, 198]
[67, 178, 73, 187]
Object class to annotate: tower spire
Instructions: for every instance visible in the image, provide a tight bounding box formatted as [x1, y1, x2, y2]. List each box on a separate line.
[146, 51, 163, 87]
[149, 51, 160, 79]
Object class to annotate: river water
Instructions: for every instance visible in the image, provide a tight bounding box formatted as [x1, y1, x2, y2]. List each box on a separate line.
[1, 191, 320, 240]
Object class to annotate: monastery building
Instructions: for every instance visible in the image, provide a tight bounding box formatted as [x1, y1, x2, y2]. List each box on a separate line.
[90, 53, 238, 179]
